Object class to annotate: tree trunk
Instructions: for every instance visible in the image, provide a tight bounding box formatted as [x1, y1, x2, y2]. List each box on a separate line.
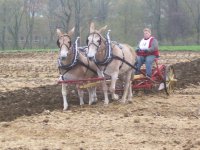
[60, 0, 72, 32]
[1, 1, 6, 50]
[167, 0, 179, 45]
[197, 2, 200, 44]
[13, 14, 19, 49]
[155, 0, 161, 41]
[75, 0, 80, 44]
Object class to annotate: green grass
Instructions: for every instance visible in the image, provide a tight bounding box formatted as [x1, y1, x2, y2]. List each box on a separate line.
[159, 45, 200, 51]
[0, 48, 58, 53]
[0, 45, 200, 52]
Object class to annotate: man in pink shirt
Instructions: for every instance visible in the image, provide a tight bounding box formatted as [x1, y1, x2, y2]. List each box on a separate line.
[135, 28, 159, 77]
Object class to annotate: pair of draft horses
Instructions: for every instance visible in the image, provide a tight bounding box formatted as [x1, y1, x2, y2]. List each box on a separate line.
[57, 22, 136, 110]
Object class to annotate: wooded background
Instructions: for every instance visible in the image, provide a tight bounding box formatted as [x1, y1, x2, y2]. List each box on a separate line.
[0, 0, 199, 50]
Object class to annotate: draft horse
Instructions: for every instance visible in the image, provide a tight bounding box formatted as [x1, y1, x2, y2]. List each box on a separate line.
[57, 27, 98, 110]
[86, 22, 137, 104]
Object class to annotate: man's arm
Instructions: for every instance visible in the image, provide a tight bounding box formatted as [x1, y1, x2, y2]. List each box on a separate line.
[146, 39, 158, 52]
[135, 43, 141, 51]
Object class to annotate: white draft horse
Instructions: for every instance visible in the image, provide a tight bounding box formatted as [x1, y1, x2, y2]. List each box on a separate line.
[57, 28, 98, 110]
[86, 22, 137, 104]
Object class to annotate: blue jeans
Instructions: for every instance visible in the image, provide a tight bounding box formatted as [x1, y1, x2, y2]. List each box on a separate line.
[135, 55, 156, 77]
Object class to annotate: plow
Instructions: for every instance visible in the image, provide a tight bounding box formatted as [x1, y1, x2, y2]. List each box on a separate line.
[57, 30, 177, 96]
[58, 58, 177, 95]
[56, 28, 179, 112]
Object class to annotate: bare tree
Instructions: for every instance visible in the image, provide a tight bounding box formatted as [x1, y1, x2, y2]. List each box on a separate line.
[46, 0, 58, 48]
[0, 0, 7, 50]
[144, 0, 163, 41]
[58, 0, 72, 32]
[74, 0, 80, 43]
[7, 0, 25, 49]
[184, 0, 200, 44]
[154, 0, 162, 41]
[166, 0, 180, 45]
[97, 0, 109, 23]
[23, 0, 40, 49]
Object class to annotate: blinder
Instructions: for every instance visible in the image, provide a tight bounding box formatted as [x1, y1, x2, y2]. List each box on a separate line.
[57, 40, 60, 48]
[86, 38, 89, 45]
[57, 34, 72, 49]
[86, 32, 102, 49]
[97, 39, 101, 45]
[68, 41, 72, 48]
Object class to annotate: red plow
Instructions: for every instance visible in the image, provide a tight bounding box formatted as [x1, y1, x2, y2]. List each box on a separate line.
[58, 58, 177, 95]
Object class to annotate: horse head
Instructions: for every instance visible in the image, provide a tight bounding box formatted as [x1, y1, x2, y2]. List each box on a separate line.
[86, 22, 107, 60]
[56, 27, 75, 64]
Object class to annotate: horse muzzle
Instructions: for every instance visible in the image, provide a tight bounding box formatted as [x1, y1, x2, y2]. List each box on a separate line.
[88, 56, 95, 61]
[60, 56, 67, 61]
[58, 57, 66, 67]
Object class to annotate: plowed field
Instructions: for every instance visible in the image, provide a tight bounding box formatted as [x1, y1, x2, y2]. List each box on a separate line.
[0, 51, 199, 150]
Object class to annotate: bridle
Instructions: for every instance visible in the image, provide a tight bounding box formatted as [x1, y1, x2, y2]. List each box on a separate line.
[86, 31, 113, 66]
[57, 36, 97, 80]
[57, 34, 78, 71]
[57, 34, 72, 50]
[86, 32, 102, 52]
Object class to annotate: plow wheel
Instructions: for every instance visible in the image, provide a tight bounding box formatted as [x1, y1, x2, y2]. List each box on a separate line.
[164, 66, 177, 95]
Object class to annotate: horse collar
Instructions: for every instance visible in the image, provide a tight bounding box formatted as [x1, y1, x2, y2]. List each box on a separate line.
[58, 45, 79, 71]
[94, 33, 113, 65]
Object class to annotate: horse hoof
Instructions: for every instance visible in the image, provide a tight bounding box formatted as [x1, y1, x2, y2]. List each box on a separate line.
[127, 100, 133, 104]
[119, 99, 126, 104]
[63, 107, 68, 111]
[90, 99, 97, 105]
[104, 103, 109, 106]
[93, 98, 98, 103]
[113, 94, 119, 100]
[104, 100, 109, 105]
[80, 102, 84, 106]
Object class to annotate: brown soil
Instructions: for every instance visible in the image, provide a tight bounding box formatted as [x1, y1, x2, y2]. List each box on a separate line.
[0, 51, 200, 150]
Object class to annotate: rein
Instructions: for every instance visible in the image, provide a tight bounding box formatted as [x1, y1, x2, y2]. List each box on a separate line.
[87, 31, 113, 65]
[58, 45, 78, 71]
[58, 37, 97, 79]
[88, 30, 151, 80]
[89, 31, 127, 73]
[57, 34, 72, 49]
[95, 30, 113, 65]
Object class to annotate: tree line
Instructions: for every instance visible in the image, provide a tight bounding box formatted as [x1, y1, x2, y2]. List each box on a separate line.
[0, 0, 199, 50]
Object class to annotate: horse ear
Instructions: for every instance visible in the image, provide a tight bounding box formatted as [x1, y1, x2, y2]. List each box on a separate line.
[56, 29, 62, 37]
[68, 27, 75, 36]
[67, 27, 75, 37]
[99, 25, 107, 33]
[90, 22, 95, 33]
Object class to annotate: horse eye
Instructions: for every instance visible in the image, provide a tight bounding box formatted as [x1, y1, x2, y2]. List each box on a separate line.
[68, 41, 71, 46]
[57, 40, 60, 48]
[86, 39, 89, 45]
[97, 39, 101, 45]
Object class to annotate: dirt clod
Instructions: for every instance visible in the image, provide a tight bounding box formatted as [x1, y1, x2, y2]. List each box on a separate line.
[0, 51, 200, 150]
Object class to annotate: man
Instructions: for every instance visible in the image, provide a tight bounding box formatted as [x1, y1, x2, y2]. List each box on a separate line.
[135, 28, 159, 77]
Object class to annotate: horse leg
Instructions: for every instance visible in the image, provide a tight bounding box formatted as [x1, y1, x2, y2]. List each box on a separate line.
[121, 71, 132, 103]
[87, 86, 97, 105]
[101, 80, 109, 104]
[128, 80, 133, 102]
[97, 70, 109, 105]
[87, 87, 93, 105]
[93, 86, 98, 103]
[128, 71, 134, 101]
[110, 74, 119, 100]
[76, 85, 84, 106]
[62, 83, 68, 110]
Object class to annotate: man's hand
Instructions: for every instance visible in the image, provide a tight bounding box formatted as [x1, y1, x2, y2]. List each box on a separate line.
[135, 47, 141, 52]
[144, 48, 149, 53]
